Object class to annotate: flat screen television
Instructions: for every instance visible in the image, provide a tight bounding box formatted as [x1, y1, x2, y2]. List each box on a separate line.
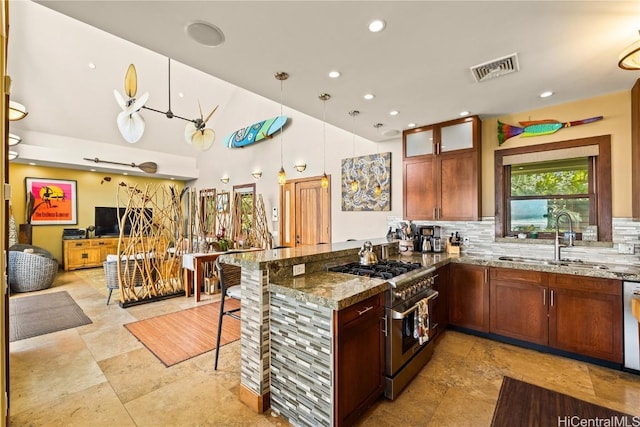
[94, 207, 152, 237]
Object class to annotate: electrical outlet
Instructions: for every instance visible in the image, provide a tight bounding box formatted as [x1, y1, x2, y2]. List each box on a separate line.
[293, 263, 305, 276]
[618, 243, 635, 255]
[463, 237, 470, 245]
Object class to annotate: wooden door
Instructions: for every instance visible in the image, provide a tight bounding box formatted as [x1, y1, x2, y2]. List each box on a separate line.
[489, 268, 549, 345]
[449, 263, 490, 332]
[280, 176, 331, 247]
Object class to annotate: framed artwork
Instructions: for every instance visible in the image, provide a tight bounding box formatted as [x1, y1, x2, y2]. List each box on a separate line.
[25, 177, 77, 225]
[341, 152, 391, 211]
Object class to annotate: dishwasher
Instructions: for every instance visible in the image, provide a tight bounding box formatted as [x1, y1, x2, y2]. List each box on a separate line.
[623, 281, 640, 372]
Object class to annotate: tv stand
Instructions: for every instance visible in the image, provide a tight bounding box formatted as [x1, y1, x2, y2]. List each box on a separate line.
[62, 237, 121, 271]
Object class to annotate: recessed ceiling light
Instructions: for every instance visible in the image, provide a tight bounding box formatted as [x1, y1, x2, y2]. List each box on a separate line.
[88, 62, 96, 69]
[123, 172, 128, 176]
[90, 169, 96, 172]
[539, 91, 554, 98]
[389, 110, 399, 116]
[170, 177, 175, 180]
[28, 162, 36, 166]
[459, 111, 470, 116]
[328, 70, 341, 78]
[408, 123, 416, 128]
[363, 93, 375, 100]
[185, 21, 225, 47]
[178, 92, 184, 98]
[368, 19, 386, 33]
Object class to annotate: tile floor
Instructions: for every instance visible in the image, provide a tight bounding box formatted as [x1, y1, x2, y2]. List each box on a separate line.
[8, 269, 640, 426]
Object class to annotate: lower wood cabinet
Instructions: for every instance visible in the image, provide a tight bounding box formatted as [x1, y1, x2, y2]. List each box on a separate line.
[334, 293, 384, 427]
[490, 268, 549, 345]
[449, 263, 490, 332]
[487, 267, 623, 364]
[62, 238, 119, 271]
[549, 274, 622, 363]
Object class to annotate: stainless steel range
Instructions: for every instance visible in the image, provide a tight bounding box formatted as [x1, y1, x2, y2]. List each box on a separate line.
[329, 259, 439, 399]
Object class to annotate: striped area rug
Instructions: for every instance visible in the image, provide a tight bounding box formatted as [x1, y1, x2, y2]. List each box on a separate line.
[124, 299, 240, 366]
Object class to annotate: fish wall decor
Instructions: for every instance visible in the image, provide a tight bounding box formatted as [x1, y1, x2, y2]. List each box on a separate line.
[497, 116, 603, 145]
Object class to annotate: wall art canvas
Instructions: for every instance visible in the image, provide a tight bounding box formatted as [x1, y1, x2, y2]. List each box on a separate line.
[341, 152, 391, 211]
[25, 178, 77, 225]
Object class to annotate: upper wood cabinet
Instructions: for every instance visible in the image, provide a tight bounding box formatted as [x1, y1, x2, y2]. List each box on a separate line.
[402, 115, 482, 221]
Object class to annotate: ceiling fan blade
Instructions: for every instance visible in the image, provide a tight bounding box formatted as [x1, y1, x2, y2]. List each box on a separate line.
[137, 161, 158, 174]
[203, 105, 219, 124]
[190, 128, 215, 151]
[117, 111, 145, 143]
[198, 100, 204, 120]
[129, 92, 149, 113]
[113, 90, 126, 110]
[184, 122, 197, 145]
[124, 64, 138, 98]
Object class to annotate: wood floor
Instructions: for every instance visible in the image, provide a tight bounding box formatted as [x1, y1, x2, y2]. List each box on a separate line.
[8, 269, 640, 426]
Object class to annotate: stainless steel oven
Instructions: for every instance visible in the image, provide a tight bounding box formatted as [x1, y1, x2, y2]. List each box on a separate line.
[329, 260, 439, 400]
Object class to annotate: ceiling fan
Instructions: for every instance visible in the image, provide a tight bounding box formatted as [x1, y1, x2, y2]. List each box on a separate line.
[113, 59, 218, 150]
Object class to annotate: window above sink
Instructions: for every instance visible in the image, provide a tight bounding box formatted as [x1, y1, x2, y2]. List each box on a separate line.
[495, 135, 612, 242]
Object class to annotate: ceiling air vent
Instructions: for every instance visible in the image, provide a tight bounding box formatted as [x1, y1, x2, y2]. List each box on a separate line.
[470, 53, 519, 83]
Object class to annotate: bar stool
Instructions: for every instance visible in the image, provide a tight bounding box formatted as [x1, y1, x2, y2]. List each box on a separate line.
[214, 251, 243, 370]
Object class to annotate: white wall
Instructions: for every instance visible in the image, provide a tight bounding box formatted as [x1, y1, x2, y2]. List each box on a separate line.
[191, 85, 405, 244]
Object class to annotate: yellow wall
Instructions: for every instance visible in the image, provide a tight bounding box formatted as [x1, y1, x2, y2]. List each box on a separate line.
[481, 90, 631, 218]
[9, 164, 184, 262]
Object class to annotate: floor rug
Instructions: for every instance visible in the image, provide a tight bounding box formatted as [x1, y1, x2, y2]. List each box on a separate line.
[10, 291, 92, 342]
[491, 376, 635, 427]
[124, 299, 240, 367]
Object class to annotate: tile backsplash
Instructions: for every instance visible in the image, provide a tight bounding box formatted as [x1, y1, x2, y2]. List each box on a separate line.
[387, 217, 640, 265]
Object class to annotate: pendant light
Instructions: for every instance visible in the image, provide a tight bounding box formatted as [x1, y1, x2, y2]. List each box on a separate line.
[373, 123, 383, 197]
[319, 93, 331, 189]
[348, 110, 360, 192]
[275, 72, 289, 185]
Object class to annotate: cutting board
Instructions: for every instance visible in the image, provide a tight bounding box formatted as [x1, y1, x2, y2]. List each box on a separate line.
[632, 297, 640, 323]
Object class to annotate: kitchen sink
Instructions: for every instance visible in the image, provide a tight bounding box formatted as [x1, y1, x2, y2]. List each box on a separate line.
[497, 256, 609, 270]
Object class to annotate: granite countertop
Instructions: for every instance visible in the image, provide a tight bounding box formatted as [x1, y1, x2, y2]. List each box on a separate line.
[269, 272, 388, 311]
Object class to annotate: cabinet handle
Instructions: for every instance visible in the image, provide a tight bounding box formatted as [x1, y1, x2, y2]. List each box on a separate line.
[484, 268, 488, 284]
[550, 290, 555, 307]
[381, 315, 388, 337]
[357, 305, 374, 316]
[543, 288, 546, 306]
[433, 208, 437, 219]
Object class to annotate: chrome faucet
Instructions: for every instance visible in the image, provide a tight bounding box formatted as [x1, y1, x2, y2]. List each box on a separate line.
[554, 211, 574, 261]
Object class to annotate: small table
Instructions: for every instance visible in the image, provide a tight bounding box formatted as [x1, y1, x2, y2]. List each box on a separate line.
[182, 252, 225, 302]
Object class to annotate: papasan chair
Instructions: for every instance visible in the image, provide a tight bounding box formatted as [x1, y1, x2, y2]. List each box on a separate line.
[8, 244, 59, 293]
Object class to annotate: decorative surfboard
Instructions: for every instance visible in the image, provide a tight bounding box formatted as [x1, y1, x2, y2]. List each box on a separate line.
[223, 115, 288, 148]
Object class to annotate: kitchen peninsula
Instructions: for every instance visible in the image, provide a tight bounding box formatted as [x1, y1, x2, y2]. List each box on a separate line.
[218, 239, 640, 426]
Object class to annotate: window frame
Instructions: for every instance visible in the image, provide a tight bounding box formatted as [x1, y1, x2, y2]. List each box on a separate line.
[495, 135, 612, 242]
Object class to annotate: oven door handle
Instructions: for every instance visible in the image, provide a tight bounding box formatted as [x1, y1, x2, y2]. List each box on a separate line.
[390, 291, 439, 320]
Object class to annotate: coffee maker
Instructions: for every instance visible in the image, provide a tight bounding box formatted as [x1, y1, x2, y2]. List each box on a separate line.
[415, 226, 443, 252]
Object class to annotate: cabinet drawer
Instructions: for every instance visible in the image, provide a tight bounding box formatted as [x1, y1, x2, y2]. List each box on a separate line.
[338, 293, 383, 326]
[91, 239, 117, 248]
[67, 240, 90, 249]
[551, 274, 621, 296]
[491, 267, 546, 285]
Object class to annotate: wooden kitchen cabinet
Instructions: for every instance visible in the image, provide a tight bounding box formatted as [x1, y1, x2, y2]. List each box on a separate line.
[549, 274, 623, 363]
[449, 263, 489, 332]
[402, 115, 481, 221]
[488, 267, 622, 363]
[334, 293, 384, 426]
[490, 268, 549, 345]
[431, 264, 449, 332]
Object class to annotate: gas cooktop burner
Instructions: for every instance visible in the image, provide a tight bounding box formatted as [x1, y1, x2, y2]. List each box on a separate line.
[329, 260, 423, 280]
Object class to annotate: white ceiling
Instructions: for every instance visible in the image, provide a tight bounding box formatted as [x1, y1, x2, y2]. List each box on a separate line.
[8, 1, 640, 158]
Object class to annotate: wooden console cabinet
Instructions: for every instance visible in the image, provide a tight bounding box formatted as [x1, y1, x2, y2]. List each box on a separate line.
[62, 237, 120, 271]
